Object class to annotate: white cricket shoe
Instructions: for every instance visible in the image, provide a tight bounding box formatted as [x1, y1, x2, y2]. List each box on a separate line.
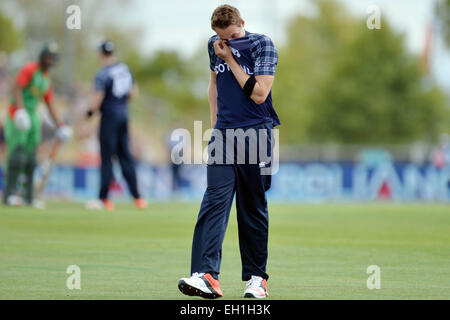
[85, 199, 104, 210]
[178, 272, 223, 299]
[243, 275, 269, 298]
[6, 195, 24, 207]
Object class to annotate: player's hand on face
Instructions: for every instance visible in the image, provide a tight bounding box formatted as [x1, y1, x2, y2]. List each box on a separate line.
[214, 39, 232, 62]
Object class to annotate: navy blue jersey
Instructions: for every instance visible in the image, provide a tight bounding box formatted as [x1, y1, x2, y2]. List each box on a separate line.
[94, 62, 134, 117]
[208, 31, 280, 129]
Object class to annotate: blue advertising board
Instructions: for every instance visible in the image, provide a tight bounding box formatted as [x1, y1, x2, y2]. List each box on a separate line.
[1, 162, 450, 202]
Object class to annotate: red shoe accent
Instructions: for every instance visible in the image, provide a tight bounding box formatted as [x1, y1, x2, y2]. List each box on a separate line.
[262, 279, 269, 296]
[203, 273, 223, 297]
[101, 199, 115, 211]
[134, 198, 148, 209]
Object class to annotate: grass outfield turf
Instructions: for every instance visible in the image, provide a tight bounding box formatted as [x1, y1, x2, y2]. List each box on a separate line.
[0, 202, 449, 300]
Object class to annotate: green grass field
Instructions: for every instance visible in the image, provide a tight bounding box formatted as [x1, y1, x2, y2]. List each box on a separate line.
[0, 202, 449, 300]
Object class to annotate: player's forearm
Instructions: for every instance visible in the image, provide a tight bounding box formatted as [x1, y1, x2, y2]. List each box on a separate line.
[46, 103, 62, 127]
[89, 91, 105, 113]
[224, 58, 269, 104]
[13, 84, 24, 108]
[209, 104, 218, 128]
[89, 99, 101, 112]
[225, 57, 250, 88]
[208, 83, 218, 128]
[129, 84, 139, 100]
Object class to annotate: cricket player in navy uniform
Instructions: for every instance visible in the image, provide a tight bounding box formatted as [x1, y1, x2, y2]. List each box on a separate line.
[86, 40, 147, 211]
[178, 5, 280, 299]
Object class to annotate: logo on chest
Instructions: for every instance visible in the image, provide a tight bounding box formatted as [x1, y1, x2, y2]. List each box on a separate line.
[214, 59, 253, 76]
[229, 46, 241, 58]
[30, 85, 46, 99]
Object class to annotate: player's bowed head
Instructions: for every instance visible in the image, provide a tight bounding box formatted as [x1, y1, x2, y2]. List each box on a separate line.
[210, 5, 274, 105]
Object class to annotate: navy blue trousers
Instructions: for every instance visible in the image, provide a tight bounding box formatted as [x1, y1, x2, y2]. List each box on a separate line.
[99, 114, 140, 200]
[191, 122, 273, 281]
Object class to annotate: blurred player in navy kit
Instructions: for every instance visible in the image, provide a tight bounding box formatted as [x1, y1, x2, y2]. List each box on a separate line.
[86, 40, 147, 211]
[178, 5, 280, 299]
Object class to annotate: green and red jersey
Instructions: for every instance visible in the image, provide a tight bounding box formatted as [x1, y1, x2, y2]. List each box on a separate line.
[9, 61, 53, 118]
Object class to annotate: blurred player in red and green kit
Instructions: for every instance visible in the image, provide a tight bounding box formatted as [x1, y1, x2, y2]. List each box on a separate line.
[3, 42, 65, 207]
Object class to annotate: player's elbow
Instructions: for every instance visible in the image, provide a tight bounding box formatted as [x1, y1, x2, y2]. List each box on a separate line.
[250, 83, 271, 104]
[251, 93, 268, 105]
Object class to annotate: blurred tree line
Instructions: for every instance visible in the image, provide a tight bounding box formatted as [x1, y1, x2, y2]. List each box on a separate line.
[0, 10, 21, 53]
[275, 0, 448, 144]
[0, 0, 141, 89]
[0, 0, 448, 146]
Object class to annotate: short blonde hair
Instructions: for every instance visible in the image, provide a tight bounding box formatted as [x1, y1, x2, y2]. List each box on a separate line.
[211, 5, 242, 30]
